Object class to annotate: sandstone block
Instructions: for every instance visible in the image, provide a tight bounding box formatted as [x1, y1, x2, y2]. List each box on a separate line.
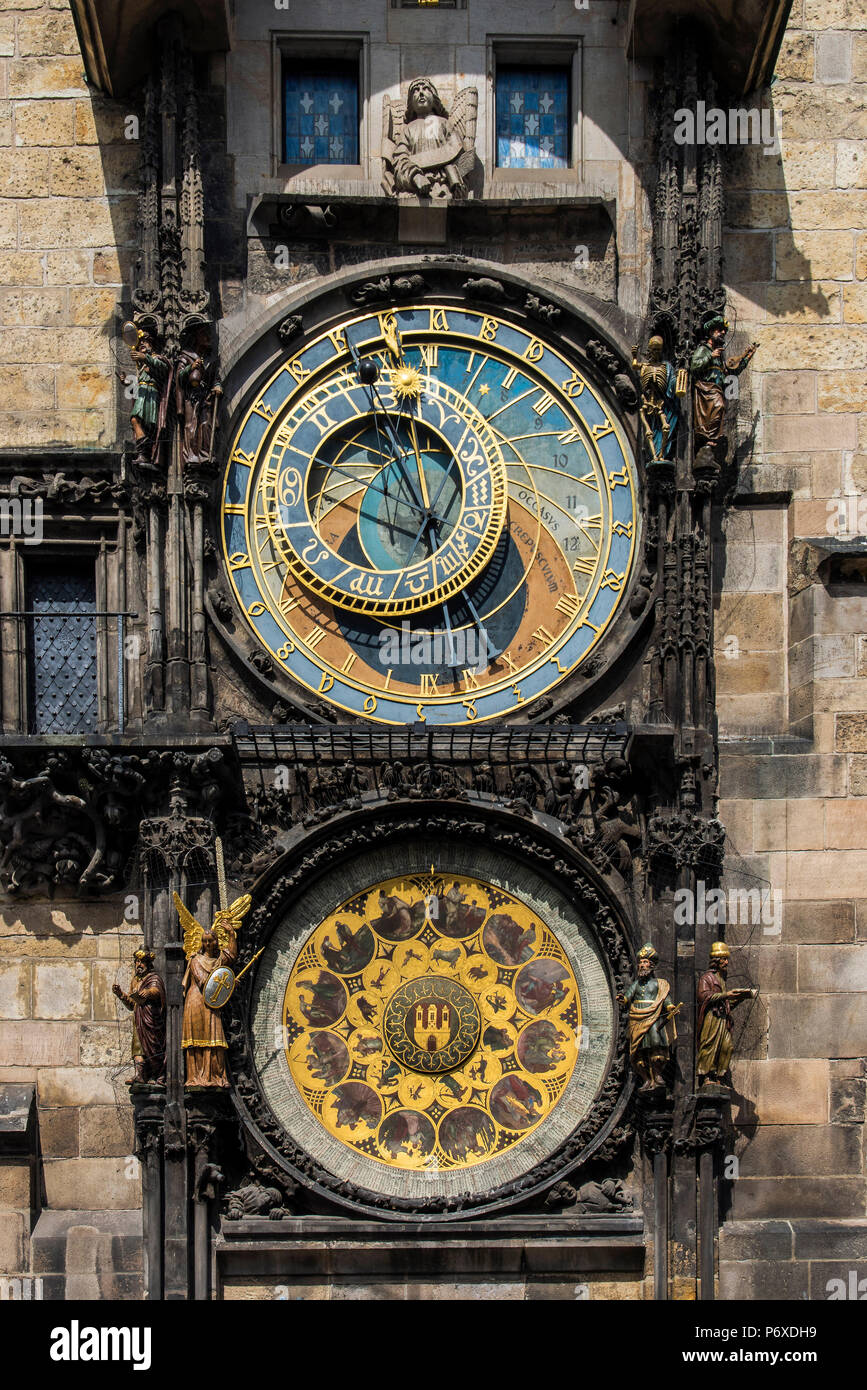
[0, 962, 30, 1019]
[0, 252, 43, 284]
[0, 17, 13, 57]
[720, 751, 847, 800]
[13, 98, 75, 146]
[717, 798, 754, 854]
[56, 364, 111, 409]
[0, 198, 16, 248]
[0, 148, 49, 198]
[837, 713, 867, 750]
[43, 1158, 140, 1211]
[43, 250, 91, 285]
[37, 1066, 116, 1107]
[0, 365, 54, 412]
[765, 282, 841, 322]
[716, 693, 785, 734]
[790, 190, 867, 231]
[733, 1176, 866, 1220]
[73, 99, 130, 145]
[775, 33, 814, 81]
[80, 1023, 125, 1068]
[0, 1211, 25, 1273]
[0, 288, 66, 327]
[775, 229, 853, 281]
[725, 191, 790, 229]
[737, 1123, 862, 1176]
[859, 235, 867, 280]
[780, 140, 836, 188]
[0, 327, 58, 362]
[804, 0, 867, 27]
[0, 1160, 30, 1209]
[19, 198, 115, 250]
[816, 30, 853, 83]
[850, 755, 867, 794]
[769, 990, 867, 1054]
[49, 148, 106, 198]
[758, 324, 867, 369]
[79, 1106, 134, 1158]
[723, 231, 772, 282]
[719, 1260, 808, 1301]
[843, 282, 867, 320]
[33, 960, 89, 1020]
[837, 139, 867, 187]
[92, 959, 128, 1022]
[773, 84, 867, 140]
[0, 1021, 77, 1067]
[762, 370, 816, 414]
[718, 1220, 793, 1262]
[39, 1107, 79, 1158]
[8, 58, 86, 99]
[733, 1056, 828, 1123]
[66, 287, 117, 327]
[754, 798, 825, 852]
[54, 326, 109, 361]
[93, 248, 132, 284]
[0, 408, 110, 448]
[716, 652, 784, 698]
[799, 943, 867, 990]
[716, 593, 783, 650]
[830, 1076, 866, 1123]
[817, 371, 867, 411]
[16, 12, 80, 56]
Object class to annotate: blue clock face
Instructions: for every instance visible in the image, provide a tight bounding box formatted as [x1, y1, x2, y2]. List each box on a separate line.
[222, 302, 639, 725]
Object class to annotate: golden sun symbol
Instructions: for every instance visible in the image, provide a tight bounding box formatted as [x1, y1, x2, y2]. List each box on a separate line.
[391, 364, 423, 401]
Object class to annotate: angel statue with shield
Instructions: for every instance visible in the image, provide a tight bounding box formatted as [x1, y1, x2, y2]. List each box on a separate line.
[383, 78, 478, 201]
[173, 840, 251, 1088]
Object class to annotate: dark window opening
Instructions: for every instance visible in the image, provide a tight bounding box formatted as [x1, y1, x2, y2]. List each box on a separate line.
[26, 559, 98, 734]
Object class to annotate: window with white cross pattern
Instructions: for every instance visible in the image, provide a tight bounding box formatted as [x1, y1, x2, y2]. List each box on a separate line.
[283, 62, 360, 166]
[495, 66, 571, 169]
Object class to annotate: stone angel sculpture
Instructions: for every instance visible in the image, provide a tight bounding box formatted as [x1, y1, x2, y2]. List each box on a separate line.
[173, 840, 252, 1088]
[382, 78, 478, 201]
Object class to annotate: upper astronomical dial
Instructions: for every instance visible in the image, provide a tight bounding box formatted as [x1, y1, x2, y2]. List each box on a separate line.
[259, 375, 508, 617]
[223, 301, 638, 725]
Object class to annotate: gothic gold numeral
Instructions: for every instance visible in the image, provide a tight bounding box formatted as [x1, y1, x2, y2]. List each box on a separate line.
[430, 308, 449, 333]
[420, 672, 440, 696]
[341, 653, 357, 674]
[419, 344, 438, 369]
[532, 391, 556, 416]
[228, 552, 250, 570]
[305, 626, 326, 650]
[556, 593, 582, 620]
[328, 327, 348, 353]
[600, 569, 624, 592]
[319, 672, 334, 693]
[247, 601, 267, 617]
[562, 373, 585, 398]
[499, 650, 517, 674]
[462, 699, 477, 721]
[572, 556, 596, 578]
[479, 317, 499, 342]
[532, 625, 554, 646]
[462, 668, 481, 691]
[523, 339, 544, 363]
[363, 695, 377, 713]
[501, 366, 519, 391]
[286, 359, 312, 384]
[591, 420, 615, 441]
[557, 426, 583, 444]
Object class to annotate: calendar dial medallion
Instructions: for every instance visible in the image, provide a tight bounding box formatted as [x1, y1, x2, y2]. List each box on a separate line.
[222, 301, 638, 724]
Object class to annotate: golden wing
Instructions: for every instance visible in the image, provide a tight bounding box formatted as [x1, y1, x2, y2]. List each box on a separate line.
[213, 894, 252, 951]
[173, 892, 204, 960]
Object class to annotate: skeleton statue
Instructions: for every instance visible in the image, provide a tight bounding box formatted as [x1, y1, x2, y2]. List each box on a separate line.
[383, 79, 478, 201]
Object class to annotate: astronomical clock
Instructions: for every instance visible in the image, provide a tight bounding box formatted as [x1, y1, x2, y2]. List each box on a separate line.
[221, 287, 639, 725]
[217, 267, 641, 1222]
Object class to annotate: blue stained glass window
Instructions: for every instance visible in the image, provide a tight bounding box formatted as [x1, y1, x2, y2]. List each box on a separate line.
[283, 64, 359, 166]
[496, 67, 571, 170]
